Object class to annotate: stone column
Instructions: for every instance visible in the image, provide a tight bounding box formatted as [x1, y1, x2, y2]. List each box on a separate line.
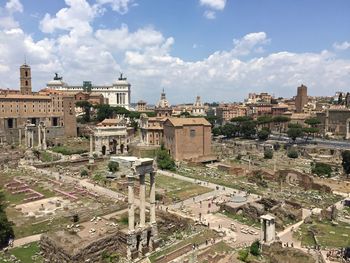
[139, 174, 146, 228]
[42, 127, 47, 150]
[24, 126, 28, 147]
[38, 125, 42, 149]
[150, 172, 156, 224]
[18, 129, 22, 146]
[89, 134, 94, 164]
[30, 130, 34, 148]
[128, 175, 135, 232]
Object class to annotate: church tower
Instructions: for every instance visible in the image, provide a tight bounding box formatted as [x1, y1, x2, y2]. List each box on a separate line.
[20, 63, 32, 94]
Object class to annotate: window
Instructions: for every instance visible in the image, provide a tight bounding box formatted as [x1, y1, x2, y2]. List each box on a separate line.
[190, 129, 196, 137]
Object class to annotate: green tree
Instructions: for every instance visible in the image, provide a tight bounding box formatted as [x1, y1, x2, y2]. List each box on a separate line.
[264, 148, 273, 159]
[303, 117, 321, 141]
[95, 104, 114, 122]
[205, 115, 218, 127]
[108, 161, 119, 173]
[287, 123, 304, 142]
[156, 145, 176, 171]
[250, 240, 260, 256]
[231, 116, 253, 123]
[240, 120, 257, 139]
[76, 100, 92, 122]
[180, 111, 191, 117]
[238, 249, 249, 262]
[80, 169, 89, 177]
[257, 115, 273, 128]
[0, 191, 14, 248]
[257, 128, 270, 141]
[212, 127, 222, 136]
[341, 150, 350, 177]
[311, 162, 332, 177]
[287, 149, 299, 159]
[221, 123, 236, 138]
[272, 115, 290, 134]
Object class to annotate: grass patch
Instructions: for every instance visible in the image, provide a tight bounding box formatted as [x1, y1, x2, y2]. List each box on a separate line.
[151, 174, 212, 203]
[39, 151, 60, 162]
[8, 242, 42, 263]
[296, 220, 350, 248]
[51, 145, 87, 155]
[220, 210, 258, 227]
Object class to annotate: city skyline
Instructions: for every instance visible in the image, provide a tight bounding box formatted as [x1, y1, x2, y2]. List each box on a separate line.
[0, 0, 349, 104]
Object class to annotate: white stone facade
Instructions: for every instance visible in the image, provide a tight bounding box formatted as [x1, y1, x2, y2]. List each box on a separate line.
[47, 75, 131, 109]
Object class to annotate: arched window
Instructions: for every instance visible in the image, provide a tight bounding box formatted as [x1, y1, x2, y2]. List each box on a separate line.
[25, 80, 28, 86]
[25, 71, 28, 77]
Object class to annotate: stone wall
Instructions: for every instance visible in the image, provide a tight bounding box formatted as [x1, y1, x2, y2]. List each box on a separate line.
[40, 230, 127, 263]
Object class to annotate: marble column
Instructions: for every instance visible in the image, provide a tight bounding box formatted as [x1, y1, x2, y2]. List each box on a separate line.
[24, 127, 28, 147]
[38, 125, 42, 149]
[139, 174, 146, 228]
[18, 129, 22, 146]
[42, 127, 47, 150]
[30, 130, 34, 148]
[150, 172, 156, 224]
[89, 134, 94, 164]
[128, 175, 135, 232]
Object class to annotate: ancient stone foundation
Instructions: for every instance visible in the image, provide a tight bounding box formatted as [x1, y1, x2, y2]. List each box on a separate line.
[40, 230, 127, 263]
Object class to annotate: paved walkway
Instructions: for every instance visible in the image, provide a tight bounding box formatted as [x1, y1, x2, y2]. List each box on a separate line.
[12, 234, 42, 248]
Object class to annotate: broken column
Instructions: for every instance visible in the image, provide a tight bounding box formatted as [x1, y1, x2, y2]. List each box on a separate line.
[260, 214, 276, 244]
[18, 129, 22, 146]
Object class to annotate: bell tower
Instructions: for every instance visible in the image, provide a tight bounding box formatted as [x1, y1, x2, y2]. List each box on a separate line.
[20, 63, 32, 94]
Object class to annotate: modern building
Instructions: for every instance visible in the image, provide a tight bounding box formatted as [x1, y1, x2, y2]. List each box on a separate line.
[163, 117, 214, 162]
[0, 64, 77, 146]
[47, 73, 131, 109]
[295, 84, 308, 113]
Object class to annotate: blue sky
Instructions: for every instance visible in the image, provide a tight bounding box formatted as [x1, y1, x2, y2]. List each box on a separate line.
[0, 0, 350, 104]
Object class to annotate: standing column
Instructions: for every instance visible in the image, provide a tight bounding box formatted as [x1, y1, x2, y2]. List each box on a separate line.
[42, 127, 47, 150]
[150, 172, 156, 224]
[89, 134, 94, 164]
[128, 175, 135, 232]
[31, 130, 34, 148]
[24, 127, 28, 147]
[38, 125, 42, 149]
[18, 129, 22, 146]
[139, 174, 146, 228]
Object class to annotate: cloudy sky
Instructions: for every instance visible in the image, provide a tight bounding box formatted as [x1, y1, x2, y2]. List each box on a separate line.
[0, 0, 349, 104]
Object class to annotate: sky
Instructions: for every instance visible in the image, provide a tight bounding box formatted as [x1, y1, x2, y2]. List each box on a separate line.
[0, 0, 349, 104]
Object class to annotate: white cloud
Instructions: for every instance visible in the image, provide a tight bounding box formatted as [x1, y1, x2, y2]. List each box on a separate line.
[333, 41, 350, 51]
[203, 10, 216, 19]
[39, 0, 97, 36]
[5, 0, 23, 13]
[232, 32, 270, 56]
[200, 0, 226, 10]
[96, 0, 134, 14]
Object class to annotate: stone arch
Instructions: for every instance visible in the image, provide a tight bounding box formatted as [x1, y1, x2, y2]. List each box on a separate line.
[102, 145, 106, 155]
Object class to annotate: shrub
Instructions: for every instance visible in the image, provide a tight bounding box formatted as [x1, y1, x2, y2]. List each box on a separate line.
[80, 169, 88, 177]
[264, 149, 273, 159]
[108, 161, 119, 173]
[312, 162, 332, 177]
[238, 249, 249, 262]
[250, 240, 260, 256]
[287, 149, 298, 159]
[156, 145, 176, 171]
[257, 129, 270, 141]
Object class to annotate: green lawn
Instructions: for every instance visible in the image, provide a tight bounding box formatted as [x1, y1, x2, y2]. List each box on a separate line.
[220, 210, 259, 227]
[0, 242, 43, 263]
[152, 174, 212, 203]
[296, 221, 350, 248]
